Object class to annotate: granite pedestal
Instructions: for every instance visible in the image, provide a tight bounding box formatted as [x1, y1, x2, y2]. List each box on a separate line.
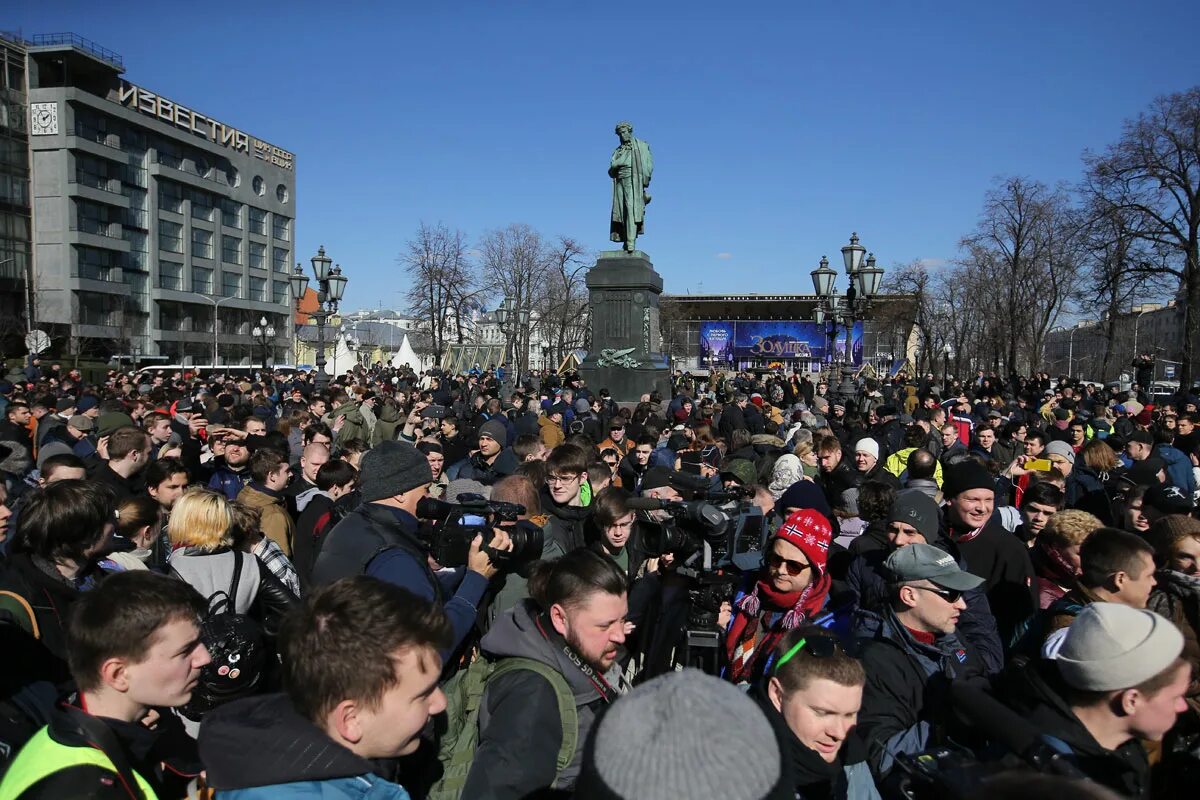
[578, 250, 671, 403]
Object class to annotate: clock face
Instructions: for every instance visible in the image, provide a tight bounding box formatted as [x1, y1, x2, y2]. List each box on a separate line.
[30, 102, 59, 136]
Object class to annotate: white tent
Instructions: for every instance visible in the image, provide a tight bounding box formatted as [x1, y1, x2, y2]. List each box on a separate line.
[323, 334, 357, 376]
[391, 334, 422, 370]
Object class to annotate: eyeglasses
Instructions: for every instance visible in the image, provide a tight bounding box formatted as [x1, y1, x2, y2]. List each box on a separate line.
[546, 473, 580, 485]
[774, 634, 850, 673]
[912, 585, 964, 604]
[766, 551, 811, 576]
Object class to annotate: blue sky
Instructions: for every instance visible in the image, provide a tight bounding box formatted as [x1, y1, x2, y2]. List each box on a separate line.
[12, 1, 1200, 312]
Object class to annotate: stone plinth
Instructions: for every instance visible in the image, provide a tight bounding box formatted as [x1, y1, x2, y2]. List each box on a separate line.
[578, 250, 670, 403]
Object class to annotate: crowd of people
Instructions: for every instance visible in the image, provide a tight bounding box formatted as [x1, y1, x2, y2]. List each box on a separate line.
[0, 360, 1198, 799]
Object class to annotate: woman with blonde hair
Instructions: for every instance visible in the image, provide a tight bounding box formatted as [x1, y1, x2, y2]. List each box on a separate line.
[168, 488, 295, 625]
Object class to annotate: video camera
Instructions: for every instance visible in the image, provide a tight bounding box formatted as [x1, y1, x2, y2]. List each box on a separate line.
[416, 494, 543, 572]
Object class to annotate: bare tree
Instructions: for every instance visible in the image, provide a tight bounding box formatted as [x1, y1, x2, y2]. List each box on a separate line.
[959, 177, 1080, 376]
[477, 224, 552, 375]
[1082, 86, 1200, 386]
[400, 222, 477, 365]
[540, 236, 590, 367]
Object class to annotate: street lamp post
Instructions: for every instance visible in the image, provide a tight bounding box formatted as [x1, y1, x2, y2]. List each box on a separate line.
[811, 233, 884, 405]
[291, 245, 349, 391]
[943, 343, 952, 390]
[251, 315, 276, 373]
[1132, 307, 1151, 360]
[494, 296, 530, 399]
[197, 295, 239, 372]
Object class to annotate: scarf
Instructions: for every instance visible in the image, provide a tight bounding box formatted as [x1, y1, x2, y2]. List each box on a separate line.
[725, 571, 832, 684]
[1037, 542, 1079, 589]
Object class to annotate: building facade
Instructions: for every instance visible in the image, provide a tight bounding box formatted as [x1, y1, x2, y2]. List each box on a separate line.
[15, 32, 294, 365]
[1044, 302, 1188, 384]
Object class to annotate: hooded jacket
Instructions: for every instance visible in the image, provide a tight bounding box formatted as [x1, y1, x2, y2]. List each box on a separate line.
[853, 606, 985, 777]
[462, 599, 625, 799]
[1000, 658, 1150, 799]
[198, 693, 412, 799]
[371, 401, 402, 447]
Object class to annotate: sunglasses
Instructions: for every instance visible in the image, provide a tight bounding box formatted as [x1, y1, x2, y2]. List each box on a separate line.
[775, 634, 851, 673]
[766, 551, 811, 576]
[912, 585, 964, 604]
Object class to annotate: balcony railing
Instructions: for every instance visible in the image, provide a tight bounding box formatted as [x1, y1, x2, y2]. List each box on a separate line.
[31, 33, 124, 69]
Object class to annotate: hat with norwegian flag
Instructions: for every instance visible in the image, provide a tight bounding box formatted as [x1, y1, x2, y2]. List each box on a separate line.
[773, 508, 833, 578]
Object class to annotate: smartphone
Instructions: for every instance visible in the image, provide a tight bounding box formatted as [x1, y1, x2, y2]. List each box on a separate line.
[1027, 458, 1053, 472]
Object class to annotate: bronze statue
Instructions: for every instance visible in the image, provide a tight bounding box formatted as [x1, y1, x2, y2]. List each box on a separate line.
[609, 121, 653, 253]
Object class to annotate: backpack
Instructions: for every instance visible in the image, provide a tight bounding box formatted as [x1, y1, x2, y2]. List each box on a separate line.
[174, 551, 266, 719]
[427, 655, 578, 800]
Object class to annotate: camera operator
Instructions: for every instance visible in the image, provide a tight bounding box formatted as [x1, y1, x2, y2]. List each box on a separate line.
[310, 440, 511, 660]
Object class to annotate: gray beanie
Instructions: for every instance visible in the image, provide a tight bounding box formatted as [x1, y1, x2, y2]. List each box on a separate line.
[358, 440, 433, 502]
[446, 478, 490, 503]
[577, 669, 785, 800]
[889, 489, 940, 540]
[479, 418, 508, 447]
[1056, 603, 1184, 691]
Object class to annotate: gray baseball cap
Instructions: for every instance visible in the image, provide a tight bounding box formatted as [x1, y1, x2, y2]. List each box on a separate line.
[885, 542, 985, 592]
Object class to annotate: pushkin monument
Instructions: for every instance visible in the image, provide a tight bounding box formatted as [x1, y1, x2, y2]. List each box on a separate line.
[580, 122, 671, 402]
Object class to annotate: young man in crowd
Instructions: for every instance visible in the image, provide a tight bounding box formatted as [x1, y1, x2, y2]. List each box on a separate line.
[199, 576, 451, 798]
[0, 571, 210, 798]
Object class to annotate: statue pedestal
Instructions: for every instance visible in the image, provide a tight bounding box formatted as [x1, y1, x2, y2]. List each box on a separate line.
[579, 250, 671, 403]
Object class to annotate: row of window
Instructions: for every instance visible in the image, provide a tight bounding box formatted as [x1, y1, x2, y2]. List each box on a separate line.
[157, 261, 290, 303]
[157, 180, 289, 240]
[158, 222, 289, 270]
[158, 301, 289, 334]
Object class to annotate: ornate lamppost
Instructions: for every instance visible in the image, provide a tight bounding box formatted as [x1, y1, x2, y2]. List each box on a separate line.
[494, 296, 530, 398]
[811, 233, 884, 405]
[291, 245, 348, 391]
[251, 315, 276, 373]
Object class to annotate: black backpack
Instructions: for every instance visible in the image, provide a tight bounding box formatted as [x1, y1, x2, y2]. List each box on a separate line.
[175, 551, 266, 719]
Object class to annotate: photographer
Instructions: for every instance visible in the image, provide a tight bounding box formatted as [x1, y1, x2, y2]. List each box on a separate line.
[311, 440, 511, 660]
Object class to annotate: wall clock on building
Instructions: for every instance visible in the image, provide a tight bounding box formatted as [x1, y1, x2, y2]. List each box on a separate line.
[30, 102, 59, 136]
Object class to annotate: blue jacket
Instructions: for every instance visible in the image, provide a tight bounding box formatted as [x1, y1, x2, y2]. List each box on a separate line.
[200, 694, 412, 800]
[208, 465, 251, 502]
[1156, 444, 1196, 496]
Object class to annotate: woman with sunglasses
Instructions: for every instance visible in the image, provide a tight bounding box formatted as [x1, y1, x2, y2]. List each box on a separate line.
[756, 627, 880, 799]
[723, 508, 837, 686]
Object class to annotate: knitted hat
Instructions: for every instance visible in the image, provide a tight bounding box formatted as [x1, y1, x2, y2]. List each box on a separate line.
[889, 489, 939, 540]
[1127, 429, 1154, 446]
[774, 479, 832, 521]
[1135, 409, 1154, 427]
[1043, 440, 1075, 465]
[942, 460, 993, 498]
[55, 397, 76, 413]
[445, 478, 490, 503]
[478, 419, 508, 447]
[359, 440, 433, 502]
[854, 438, 879, 459]
[773, 508, 832, 578]
[76, 395, 99, 413]
[574, 398, 591, 414]
[575, 669, 788, 800]
[1055, 603, 1184, 691]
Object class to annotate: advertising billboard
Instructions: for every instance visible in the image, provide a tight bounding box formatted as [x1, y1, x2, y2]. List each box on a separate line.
[698, 320, 863, 367]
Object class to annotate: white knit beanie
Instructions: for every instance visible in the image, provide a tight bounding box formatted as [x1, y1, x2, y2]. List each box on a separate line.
[1056, 603, 1183, 691]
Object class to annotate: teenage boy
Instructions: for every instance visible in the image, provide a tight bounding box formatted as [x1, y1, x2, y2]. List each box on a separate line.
[199, 576, 450, 798]
[0, 571, 210, 798]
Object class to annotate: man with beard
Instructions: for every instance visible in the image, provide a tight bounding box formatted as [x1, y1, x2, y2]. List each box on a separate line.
[463, 549, 629, 798]
[207, 435, 252, 501]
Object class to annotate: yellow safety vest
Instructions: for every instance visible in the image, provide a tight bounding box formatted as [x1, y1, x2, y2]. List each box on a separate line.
[0, 725, 159, 799]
